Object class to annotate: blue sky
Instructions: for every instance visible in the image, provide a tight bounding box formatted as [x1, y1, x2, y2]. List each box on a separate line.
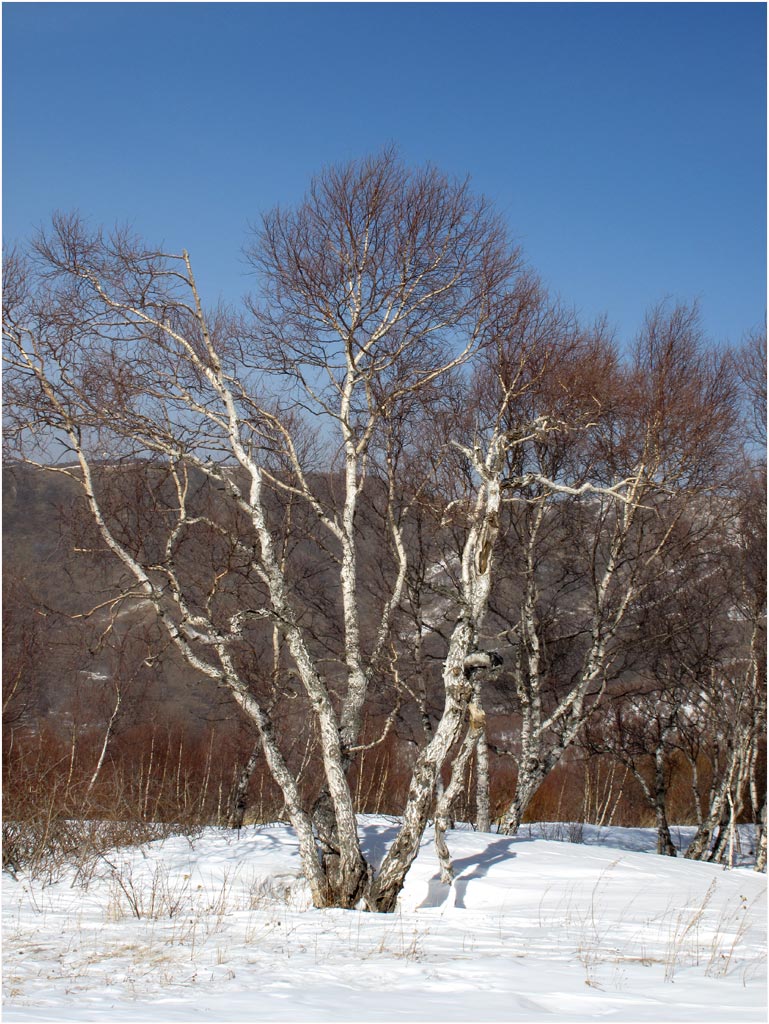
[3, 2, 766, 349]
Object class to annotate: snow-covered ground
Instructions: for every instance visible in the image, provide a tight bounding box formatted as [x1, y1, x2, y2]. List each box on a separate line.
[3, 817, 766, 1022]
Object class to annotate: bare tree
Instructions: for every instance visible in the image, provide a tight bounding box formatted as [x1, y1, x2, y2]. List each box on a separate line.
[682, 469, 766, 867]
[4, 152, 529, 910]
[734, 326, 767, 450]
[392, 276, 659, 841]
[584, 561, 734, 859]
[587, 688, 679, 855]
[484, 302, 740, 834]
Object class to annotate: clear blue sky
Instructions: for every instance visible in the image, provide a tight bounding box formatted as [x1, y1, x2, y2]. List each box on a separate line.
[3, 2, 766, 348]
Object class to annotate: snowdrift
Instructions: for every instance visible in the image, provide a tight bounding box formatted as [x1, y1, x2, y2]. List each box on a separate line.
[3, 816, 766, 1022]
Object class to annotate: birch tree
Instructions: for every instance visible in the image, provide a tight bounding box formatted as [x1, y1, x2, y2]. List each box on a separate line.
[484, 303, 739, 834]
[395, 277, 655, 842]
[4, 151, 524, 910]
[682, 469, 766, 866]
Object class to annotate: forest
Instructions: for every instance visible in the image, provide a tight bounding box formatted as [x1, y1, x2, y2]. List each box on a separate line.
[3, 151, 766, 910]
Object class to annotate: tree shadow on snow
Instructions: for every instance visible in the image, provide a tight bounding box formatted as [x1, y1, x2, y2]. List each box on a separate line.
[418, 838, 516, 909]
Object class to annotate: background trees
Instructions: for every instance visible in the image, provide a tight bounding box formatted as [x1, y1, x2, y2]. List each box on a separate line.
[451, 300, 741, 836]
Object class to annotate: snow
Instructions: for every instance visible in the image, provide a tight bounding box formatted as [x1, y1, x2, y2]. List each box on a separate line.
[3, 817, 766, 1022]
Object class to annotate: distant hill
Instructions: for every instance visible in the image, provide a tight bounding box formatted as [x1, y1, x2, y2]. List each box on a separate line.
[3, 462, 235, 733]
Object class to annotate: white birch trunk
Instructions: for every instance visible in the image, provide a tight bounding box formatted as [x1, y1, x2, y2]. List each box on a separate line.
[84, 683, 122, 803]
[475, 713, 492, 833]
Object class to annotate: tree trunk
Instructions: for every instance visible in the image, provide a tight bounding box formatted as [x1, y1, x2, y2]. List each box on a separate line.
[367, 621, 476, 911]
[84, 684, 122, 804]
[685, 726, 749, 861]
[499, 763, 543, 835]
[434, 703, 487, 881]
[686, 753, 704, 827]
[475, 723, 491, 833]
[654, 804, 677, 857]
[653, 744, 677, 856]
[227, 742, 261, 829]
[755, 799, 767, 873]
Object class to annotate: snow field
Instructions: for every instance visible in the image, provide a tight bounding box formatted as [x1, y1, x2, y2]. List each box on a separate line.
[3, 816, 766, 1022]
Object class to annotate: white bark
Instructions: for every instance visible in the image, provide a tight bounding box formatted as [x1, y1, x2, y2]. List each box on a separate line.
[228, 743, 261, 830]
[474, 685, 492, 833]
[434, 712, 485, 883]
[84, 682, 122, 803]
